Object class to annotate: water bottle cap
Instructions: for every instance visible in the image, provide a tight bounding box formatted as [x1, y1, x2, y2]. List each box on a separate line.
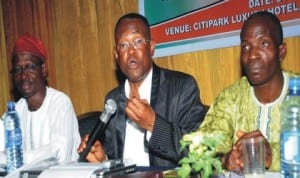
[288, 77, 300, 95]
[7, 101, 15, 111]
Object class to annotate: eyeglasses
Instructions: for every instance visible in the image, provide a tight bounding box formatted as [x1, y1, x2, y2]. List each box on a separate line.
[11, 63, 42, 75]
[117, 38, 150, 52]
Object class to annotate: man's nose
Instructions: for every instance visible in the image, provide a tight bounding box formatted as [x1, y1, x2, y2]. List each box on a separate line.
[249, 47, 259, 60]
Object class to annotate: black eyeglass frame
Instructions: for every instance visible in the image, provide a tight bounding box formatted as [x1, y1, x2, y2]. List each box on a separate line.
[117, 38, 151, 52]
[11, 61, 43, 75]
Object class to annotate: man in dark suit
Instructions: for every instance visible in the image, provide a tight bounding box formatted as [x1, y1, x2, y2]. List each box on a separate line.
[78, 12, 207, 168]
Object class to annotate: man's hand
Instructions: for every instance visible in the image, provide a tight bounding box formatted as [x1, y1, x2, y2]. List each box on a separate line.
[222, 130, 272, 171]
[125, 97, 155, 132]
[221, 141, 243, 171]
[77, 134, 107, 163]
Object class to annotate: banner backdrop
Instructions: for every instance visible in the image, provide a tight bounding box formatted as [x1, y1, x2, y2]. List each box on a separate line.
[139, 0, 300, 57]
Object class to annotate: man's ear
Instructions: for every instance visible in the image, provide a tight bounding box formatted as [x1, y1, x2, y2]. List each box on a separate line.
[150, 40, 156, 56]
[114, 47, 119, 64]
[41, 63, 48, 78]
[279, 43, 287, 61]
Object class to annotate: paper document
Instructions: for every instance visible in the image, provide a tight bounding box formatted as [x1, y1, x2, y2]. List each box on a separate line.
[38, 162, 102, 178]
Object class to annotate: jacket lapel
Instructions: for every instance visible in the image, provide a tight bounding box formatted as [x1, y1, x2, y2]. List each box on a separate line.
[150, 64, 161, 108]
[115, 85, 127, 158]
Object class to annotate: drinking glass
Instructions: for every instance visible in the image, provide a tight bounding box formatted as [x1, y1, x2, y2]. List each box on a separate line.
[242, 136, 265, 178]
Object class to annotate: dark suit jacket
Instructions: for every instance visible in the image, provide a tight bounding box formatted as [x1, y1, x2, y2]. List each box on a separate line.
[103, 64, 207, 167]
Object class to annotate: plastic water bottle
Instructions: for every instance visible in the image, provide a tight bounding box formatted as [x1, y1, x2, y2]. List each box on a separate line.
[4, 101, 24, 173]
[280, 77, 300, 178]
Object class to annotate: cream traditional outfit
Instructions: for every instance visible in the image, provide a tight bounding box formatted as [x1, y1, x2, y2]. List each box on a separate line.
[0, 87, 80, 165]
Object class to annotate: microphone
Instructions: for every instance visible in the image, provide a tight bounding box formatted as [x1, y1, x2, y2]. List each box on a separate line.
[78, 99, 117, 162]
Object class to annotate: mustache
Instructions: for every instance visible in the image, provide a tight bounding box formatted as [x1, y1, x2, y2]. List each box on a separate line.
[244, 61, 263, 70]
[16, 80, 32, 88]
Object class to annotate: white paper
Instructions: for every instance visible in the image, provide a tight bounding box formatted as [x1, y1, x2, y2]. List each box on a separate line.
[38, 163, 102, 178]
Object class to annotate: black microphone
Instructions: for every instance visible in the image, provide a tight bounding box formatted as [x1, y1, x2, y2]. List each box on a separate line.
[78, 99, 117, 162]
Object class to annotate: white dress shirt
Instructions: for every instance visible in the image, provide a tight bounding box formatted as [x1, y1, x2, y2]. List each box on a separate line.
[123, 68, 153, 166]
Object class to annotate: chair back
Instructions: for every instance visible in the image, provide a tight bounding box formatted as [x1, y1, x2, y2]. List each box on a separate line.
[77, 111, 102, 138]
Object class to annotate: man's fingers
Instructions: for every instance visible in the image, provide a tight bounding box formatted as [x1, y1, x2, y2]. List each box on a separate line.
[236, 130, 246, 138]
[77, 134, 90, 153]
[84, 134, 90, 141]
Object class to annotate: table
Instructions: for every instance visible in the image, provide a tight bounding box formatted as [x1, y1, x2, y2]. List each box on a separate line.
[163, 171, 281, 178]
[0, 165, 281, 178]
[215, 171, 281, 178]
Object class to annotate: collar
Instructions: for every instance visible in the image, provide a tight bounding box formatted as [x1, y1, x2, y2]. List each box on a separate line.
[251, 71, 288, 106]
[125, 67, 153, 103]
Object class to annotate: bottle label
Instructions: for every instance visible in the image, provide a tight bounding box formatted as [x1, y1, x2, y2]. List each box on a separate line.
[281, 132, 300, 163]
[5, 129, 22, 146]
[5, 117, 15, 131]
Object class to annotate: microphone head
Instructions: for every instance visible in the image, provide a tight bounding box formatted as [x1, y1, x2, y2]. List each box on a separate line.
[78, 99, 117, 162]
[105, 99, 117, 114]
